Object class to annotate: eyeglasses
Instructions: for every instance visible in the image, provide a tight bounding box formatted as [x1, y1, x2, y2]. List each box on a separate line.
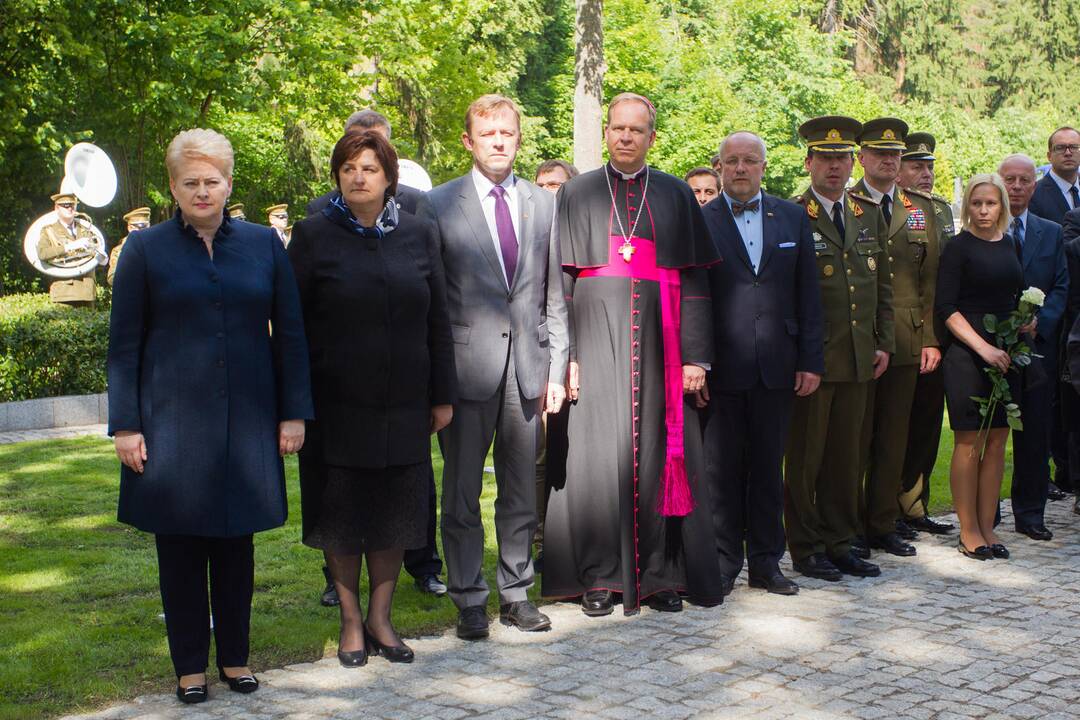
[271, 213, 289, 220]
[1052, 144, 1080, 154]
[130, 222, 150, 230]
[57, 203, 75, 209]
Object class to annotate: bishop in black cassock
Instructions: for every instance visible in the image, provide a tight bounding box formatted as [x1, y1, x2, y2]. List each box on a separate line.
[541, 95, 721, 615]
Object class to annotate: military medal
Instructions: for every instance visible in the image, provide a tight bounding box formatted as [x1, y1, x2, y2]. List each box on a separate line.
[867, 256, 877, 272]
[823, 264, 834, 277]
[604, 164, 650, 263]
[906, 207, 926, 231]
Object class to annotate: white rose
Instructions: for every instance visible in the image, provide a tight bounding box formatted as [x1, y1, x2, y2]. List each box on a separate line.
[1020, 286, 1046, 307]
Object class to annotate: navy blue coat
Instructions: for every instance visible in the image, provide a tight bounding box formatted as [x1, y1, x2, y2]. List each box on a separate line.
[703, 193, 824, 391]
[1020, 212, 1069, 351]
[108, 212, 314, 537]
[1029, 173, 1074, 226]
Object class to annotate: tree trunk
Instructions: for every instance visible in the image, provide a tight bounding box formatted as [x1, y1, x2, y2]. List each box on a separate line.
[573, 0, 604, 172]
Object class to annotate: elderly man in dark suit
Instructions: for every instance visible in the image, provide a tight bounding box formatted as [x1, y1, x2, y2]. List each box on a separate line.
[424, 94, 568, 640]
[697, 131, 824, 596]
[999, 154, 1069, 541]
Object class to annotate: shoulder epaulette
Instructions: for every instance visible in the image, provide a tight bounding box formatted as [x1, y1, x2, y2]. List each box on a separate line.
[932, 193, 950, 203]
[848, 191, 879, 205]
[903, 187, 934, 201]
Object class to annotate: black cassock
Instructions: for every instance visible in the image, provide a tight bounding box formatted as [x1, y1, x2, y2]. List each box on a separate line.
[541, 163, 725, 613]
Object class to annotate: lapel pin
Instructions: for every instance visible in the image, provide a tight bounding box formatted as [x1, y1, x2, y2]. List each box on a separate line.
[767, 212, 774, 217]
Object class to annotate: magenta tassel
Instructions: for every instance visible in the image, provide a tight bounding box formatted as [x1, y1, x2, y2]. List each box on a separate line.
[658, 455, 694, 517]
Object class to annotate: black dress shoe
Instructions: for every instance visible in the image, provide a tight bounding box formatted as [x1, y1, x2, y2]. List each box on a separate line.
[907, 516, 954, 534]
[499, 600, 552, 631]
[456, 605, 490, 640]
[830, 551, 881, 577]
[320, 566, 340, 607]
[364, 625, 415, 663]
[894, 519, 918, 540]
[581, 589, 615, 616]
[792, 553, 842, 582]
[720, 575, 735, 598]
[868, 532, 916, 557]
[1047, 482, 1068, 501]
[337, 648, 368, 667]
[218, 668, 259, 693]
[414, 574, 448, 596]
[850, 536, 871, 559]
[990, 543, 1010, 559]
[176, 683, 208, 704]
[748, 571, 799, 596]
[1016, 524, 1053, 541]
[645, 589, 683, 612]
[957, 542, 992, 560]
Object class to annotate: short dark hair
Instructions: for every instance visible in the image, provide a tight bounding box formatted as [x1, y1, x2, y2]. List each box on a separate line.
[1049, 126, 1080, 151]
[535, 159, 580, 181]
[344, 109, 391, 138]
[709, 153, 722, 169]
[684, 166, 720, 183]
[331, 129, 399, 200]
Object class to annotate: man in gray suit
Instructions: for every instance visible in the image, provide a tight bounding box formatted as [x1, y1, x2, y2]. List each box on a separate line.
[425, 94, 569, 640]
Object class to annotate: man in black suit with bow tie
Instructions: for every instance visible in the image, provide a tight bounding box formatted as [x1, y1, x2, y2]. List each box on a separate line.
[696, 131, 824, 596]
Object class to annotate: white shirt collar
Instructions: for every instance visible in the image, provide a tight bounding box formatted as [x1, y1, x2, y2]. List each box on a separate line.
[810, 187, 844, 218]
[1048, 170, 1079, 195]
[861, 182, 896, 204]
[471, 166, 515, 199]
[607, 162, 647, 181]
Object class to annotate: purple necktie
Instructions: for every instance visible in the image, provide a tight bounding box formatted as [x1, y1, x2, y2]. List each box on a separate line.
[490, 184, 518, 285]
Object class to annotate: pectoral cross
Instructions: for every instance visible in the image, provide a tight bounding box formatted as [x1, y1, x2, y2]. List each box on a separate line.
[619, 240, 636, 262]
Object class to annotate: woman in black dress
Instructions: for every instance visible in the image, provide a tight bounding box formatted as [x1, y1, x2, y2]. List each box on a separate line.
[936, 173, 1034, 561]
[288, 130, 456, 665]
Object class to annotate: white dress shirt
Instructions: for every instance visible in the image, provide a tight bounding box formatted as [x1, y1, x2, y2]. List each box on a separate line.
[471, 167, 520, 285]
[1048, 170, 1080, 210]
[811, 188, 846, 228]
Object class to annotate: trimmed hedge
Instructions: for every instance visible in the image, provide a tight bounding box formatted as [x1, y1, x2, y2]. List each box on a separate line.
[0, 291, 111, 402]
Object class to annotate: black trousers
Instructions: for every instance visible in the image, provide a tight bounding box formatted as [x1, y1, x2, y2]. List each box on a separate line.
[1011, 347, 1057, 527]
[704, 383, 793, 577]
[403, 465, 442, 577]
[155, 534, 254, 677]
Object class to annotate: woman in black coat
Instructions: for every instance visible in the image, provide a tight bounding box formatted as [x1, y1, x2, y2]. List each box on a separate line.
[108, 129, 313, 702]
[288, 130, 456, 666]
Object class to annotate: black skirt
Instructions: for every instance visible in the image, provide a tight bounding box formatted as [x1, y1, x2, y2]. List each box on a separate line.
[943, 312, 1023, 431]
[300, 460, 429, 554]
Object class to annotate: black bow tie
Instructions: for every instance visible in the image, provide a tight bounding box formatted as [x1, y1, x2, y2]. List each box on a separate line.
[731, 198, 760, 216]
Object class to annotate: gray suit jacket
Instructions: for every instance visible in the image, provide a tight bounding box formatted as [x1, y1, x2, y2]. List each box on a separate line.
[424, 173, 568, 402]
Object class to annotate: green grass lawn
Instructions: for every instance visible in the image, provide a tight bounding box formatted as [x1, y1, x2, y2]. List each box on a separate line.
[0, 427, 1013, 719]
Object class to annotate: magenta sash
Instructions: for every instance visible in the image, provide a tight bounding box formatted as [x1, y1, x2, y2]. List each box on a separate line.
[576, 236, 694, 517]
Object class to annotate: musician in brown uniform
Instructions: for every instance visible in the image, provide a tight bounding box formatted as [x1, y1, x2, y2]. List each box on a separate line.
[37, 192, 100, 306]
[107, 207, 151, 286]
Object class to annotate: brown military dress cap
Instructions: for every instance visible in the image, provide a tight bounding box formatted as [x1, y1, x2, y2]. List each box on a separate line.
[902, 132, 937, 161]
[799, 116, 862, 153]
[858, 117, 909, 150]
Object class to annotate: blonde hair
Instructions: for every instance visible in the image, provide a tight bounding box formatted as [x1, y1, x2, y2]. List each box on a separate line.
[960, 173, 1011, 236]
[607, 92, 656, 132]
[166, 128, 234, 179]
[464, 94, 521, 135]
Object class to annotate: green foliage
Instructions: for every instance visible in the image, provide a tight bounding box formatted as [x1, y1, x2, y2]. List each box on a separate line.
[0, 293, 109, 401]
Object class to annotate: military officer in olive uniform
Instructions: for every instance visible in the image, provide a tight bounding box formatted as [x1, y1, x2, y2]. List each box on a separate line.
[896, 133, 956, 534]
[37, 192, 101, 306]
[785, 116, 894, 581]
[227, 203, 246, 220]
[853, 119, 942, 558]
[107, 207, 151, 286]
[266, 203, 289, 245]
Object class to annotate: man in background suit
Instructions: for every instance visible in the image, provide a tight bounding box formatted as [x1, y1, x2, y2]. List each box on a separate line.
[306, 109, 431, 218]
[1061, 208, 1080, 508]
[425, 94, 568, 640]
[999, 154, 1069, 541]
[699, 131, 823, 597]
[1029, 127, 1080, 498]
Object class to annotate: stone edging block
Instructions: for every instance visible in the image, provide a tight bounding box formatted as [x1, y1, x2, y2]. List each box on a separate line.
[0, 393, 108, 432]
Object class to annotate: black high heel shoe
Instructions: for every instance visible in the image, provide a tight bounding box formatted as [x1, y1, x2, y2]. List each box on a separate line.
[337, 645, 368, 668]
[990, 543, 1010, 559]
[176, 683, 208, 704]
[364, 624, 415, 663]
[957, 541, 993, 560]
[218, 668, 260, 693]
